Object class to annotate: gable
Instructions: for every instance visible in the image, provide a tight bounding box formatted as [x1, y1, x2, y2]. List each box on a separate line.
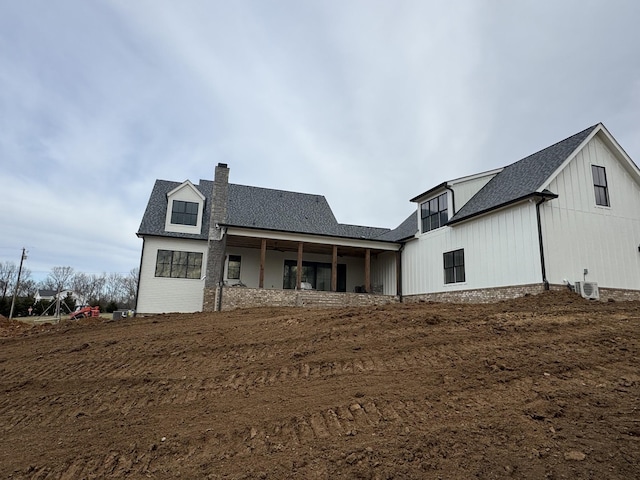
[545, 132, 640, 217]
[447, 124, 599, 225]
[164, 180, 207, 235]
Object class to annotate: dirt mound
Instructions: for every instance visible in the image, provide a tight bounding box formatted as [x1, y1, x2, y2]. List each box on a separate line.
[0, 291, 639, 478]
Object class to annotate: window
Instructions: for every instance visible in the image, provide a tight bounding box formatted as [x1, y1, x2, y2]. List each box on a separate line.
[591, 165, 610, 207]
[283, 260, 346, 291]
[171, 200, 199, 226]
[155, 250, 203, 279]
[444, 249, 465, 284]
[227, 255, 241, 280]
[421, 193, 448, 233]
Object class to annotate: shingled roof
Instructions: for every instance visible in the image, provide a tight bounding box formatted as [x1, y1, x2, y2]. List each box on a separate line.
[137, 180, 393, 241]
[447, 124, 599, 224]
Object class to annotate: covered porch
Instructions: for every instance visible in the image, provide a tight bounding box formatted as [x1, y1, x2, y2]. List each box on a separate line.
[210, 227, 401, 310]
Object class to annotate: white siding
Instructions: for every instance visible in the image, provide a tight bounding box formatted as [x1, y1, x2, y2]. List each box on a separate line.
[224, 247, 370, 293]
[371, 251, 397, 295]
[542, 135, 640, 289]
[402, 202, 541, 295]
[451, 173, 498, 212]
[137, 237, 208, 313]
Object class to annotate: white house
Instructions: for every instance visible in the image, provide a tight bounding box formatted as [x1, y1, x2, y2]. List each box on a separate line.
[135, 123, 640, 313]
[401, 123, 640, 302]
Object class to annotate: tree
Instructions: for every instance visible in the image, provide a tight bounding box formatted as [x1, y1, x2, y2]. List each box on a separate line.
[45, 266, 75, 294]
[0, 262, 17, 299]
[121, 268, 139, 309]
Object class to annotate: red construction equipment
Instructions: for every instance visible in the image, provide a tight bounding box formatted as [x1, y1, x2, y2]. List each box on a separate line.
[69, 305, 101, 320]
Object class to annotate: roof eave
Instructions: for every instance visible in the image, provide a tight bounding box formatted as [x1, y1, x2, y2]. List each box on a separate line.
[222, 223, 400, 245]
[447, 191, 558, 226]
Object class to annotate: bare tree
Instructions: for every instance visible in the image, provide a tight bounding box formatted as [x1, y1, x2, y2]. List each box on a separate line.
[71, 272, 91, 304]
[121, 268, 139, 308]
[86, 274, 106, 303]
[0, 262, 17, 299]
[104, 272, 124, 305]
[46, 266, 75, 294]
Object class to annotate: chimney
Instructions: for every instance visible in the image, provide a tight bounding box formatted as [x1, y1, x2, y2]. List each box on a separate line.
[204, 163, 230, 310]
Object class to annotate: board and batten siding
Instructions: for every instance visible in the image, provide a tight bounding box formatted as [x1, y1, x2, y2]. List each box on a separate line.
[137, 237, 208, 313]
[370, 251, 397, 295]
[541, 135, 640, 290]
[450, 173, 499, 212]
[402, 202, 541, 295]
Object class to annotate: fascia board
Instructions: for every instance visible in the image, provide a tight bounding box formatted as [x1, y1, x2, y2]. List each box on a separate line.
[167, 180, 206, 201]
[226, 227, 401, 251]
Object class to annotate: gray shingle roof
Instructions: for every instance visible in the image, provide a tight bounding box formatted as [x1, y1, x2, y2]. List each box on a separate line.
[448, 124, 598, 224]
[375, 212, 418, 242]
[138, 180, 394, 241]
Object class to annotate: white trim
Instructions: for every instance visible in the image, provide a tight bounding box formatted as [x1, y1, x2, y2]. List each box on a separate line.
[226, 227, 400, 251]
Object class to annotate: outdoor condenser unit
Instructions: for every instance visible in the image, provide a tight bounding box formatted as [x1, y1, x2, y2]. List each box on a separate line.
[574, 281, 600, 300]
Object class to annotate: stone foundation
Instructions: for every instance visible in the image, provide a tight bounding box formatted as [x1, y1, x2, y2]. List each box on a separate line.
[598, 287, 640, 302]
[204, 284, 640, 311]
[204, 287, 399, 311]
[403, 283, 640, 304]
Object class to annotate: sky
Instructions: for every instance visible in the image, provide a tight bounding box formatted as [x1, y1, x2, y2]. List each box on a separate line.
[1, 0, 639, 281]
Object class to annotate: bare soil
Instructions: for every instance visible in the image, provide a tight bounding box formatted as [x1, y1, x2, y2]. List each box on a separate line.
[1, 291, 639, 479]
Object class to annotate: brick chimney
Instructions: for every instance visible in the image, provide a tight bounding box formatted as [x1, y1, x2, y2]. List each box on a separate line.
[204, 163, 229, 311]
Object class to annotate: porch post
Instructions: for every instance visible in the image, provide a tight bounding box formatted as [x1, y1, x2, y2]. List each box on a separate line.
[396, 250, 402, 298]
[259, 238, 266, 288]
[331, 245, 338, 292]
[364, 248, 371, 293]
[296, 242, 303, 290]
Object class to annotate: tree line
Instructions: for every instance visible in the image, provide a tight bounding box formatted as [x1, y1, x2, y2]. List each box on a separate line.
[0, 263, 139, 317]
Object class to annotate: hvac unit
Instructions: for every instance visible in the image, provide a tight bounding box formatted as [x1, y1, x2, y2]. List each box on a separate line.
[574, 281, 600, 300]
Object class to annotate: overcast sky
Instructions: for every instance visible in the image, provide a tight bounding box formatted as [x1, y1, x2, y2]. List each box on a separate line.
[1, 0, 639, 281]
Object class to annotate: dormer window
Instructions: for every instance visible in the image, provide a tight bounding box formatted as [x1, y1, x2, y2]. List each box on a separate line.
[164, 180, 205, 234]
[421, 192, 448, 233]
[171, 200, 199, 226]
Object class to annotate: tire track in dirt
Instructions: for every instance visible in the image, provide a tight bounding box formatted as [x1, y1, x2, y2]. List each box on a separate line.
[2, 321, 628, 434]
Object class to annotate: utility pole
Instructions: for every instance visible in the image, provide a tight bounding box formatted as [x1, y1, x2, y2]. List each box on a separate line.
[9, 248, 27, 320]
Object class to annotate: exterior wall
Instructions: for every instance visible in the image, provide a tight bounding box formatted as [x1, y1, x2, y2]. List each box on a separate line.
[371, 251, 397, 295]
[542, 135, 640, 291]
[136, 237, 208, 314]
[217, 287, 399, 310]
[223, 246, 371, 293]
[451, 173, 498, 212]
[402, 201, 542, 296]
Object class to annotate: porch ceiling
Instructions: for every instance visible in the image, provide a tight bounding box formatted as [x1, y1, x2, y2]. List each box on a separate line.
[226, 235, 387, 258]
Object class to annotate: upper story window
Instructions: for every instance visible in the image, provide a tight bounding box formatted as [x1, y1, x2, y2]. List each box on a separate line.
[591, 165, 610, 207]
[420, 192, 448, 233]
[171, 200, 199, 225]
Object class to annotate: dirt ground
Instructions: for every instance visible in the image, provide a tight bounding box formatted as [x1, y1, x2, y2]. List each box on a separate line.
[1, 291, 639, 479]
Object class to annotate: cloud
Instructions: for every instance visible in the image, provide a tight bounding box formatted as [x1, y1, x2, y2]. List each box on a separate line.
[0, 0, 638, 278]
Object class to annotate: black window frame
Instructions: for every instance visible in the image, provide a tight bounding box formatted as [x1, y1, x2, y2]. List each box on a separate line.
[420, 192, 448, 233]
[591, 165, 610, 207]
[155, 249, 203, 279]
[171, 200, 199, 226]
[443, 249, 465, 284]
[283, 260, 346, 292]
[227, 255, 241, 280]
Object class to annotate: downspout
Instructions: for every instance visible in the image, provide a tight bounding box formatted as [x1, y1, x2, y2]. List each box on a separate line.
[444, 184, 456, 214]
[535, 197, 550, 290]
[134, 237, 145, 313]
[396, 243, 405, 302]
[215, 227, 227, 312]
